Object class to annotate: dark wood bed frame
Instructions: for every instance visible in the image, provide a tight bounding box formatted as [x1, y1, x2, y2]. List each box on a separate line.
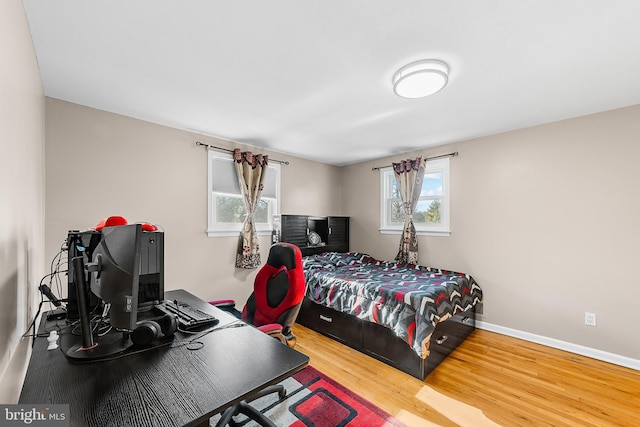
[296, 297, 477, 380]
[279, 215, 477, 379]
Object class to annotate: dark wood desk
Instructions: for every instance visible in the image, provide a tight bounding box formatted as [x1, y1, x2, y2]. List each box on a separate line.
[19, 289, 309, 427]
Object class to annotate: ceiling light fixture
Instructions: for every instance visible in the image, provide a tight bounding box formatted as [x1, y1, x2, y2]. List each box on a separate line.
[392, 59, 449, 99]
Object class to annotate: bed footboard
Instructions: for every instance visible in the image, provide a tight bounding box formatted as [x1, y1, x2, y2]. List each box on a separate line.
[296, 297, 476, 380]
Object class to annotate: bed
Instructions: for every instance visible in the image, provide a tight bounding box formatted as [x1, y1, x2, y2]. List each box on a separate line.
[295, 252, 483, 379]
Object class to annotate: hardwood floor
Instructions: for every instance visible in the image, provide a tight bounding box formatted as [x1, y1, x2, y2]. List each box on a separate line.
[293, 324, 640, 426]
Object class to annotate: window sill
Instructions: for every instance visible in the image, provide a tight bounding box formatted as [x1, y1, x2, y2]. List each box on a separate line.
[379, 227, 451, 237]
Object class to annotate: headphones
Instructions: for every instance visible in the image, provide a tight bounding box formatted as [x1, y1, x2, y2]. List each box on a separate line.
[131, 313, 178, 346]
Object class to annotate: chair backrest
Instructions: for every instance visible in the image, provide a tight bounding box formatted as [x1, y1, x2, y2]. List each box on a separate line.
[242, 243, 305, 331]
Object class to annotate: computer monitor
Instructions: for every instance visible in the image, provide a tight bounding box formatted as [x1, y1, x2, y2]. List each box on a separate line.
[65, 224, 165, 360]
[90, 223, 164, 330]
[66, 230, 103, 320]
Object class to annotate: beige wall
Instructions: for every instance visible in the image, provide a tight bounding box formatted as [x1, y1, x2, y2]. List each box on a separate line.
[46, 100, 640, 366]
[44, 98, 343, 307]
[343, 105, 640, 362]
[0, 0, 46, 403]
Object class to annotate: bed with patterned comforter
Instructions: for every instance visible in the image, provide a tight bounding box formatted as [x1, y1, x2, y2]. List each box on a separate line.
[302, 252, 483, 359]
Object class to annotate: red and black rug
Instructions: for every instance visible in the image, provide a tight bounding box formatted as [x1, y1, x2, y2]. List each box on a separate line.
[212, 366, 406, 426]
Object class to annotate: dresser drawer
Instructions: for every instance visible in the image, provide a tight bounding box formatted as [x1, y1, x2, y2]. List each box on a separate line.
[362, 320, 427, 378]
[429, 308, 476, 356]
[297, 298, 363, 347]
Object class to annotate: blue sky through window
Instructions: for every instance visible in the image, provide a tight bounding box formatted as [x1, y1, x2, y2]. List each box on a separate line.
[420, 172, 442, 197]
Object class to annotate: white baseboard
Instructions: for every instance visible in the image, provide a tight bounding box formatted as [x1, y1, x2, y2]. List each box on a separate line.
[476, 320, 640, 372]
[0, 338, 32, 404]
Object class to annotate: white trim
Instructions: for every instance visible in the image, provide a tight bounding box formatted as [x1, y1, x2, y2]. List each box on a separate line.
[206, 229, 272, 238]
[207, 150, 281, 237]
[379, 157, 450, 235]
[379, 228, 451, 237]
[476, 320, 640, 372]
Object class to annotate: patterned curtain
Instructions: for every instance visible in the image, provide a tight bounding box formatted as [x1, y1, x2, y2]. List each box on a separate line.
[393, 157, 426, 264]
[233, 148, 269, 269]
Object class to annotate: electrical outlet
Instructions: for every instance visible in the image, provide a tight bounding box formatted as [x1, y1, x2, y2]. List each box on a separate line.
[585, 312, 597, 327]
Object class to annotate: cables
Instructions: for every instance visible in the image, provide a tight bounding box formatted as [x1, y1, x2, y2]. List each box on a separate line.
[59, 320, 248, 363]
[24, 240, 69, 343]
[177, 320, 246, 351]
[50, 241, 68, 305]
[23, 270, 61, 342]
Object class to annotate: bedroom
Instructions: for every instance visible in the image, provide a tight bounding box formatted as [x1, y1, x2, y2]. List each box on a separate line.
[2, 0, 640, 424]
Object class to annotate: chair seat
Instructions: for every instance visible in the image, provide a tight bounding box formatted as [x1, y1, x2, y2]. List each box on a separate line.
[209, 242, 305, 426]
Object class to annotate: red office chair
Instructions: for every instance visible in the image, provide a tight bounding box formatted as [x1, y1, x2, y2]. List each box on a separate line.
[209, 242, 306, 427]
[211, 242, 306, 347]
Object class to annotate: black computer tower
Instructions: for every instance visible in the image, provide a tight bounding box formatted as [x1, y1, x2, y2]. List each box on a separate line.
[137, 230, 165, 309]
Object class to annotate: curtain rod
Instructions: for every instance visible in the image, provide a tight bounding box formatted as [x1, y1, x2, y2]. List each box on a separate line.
[196, 141, 290, 165]
[371, 151, 458, 171]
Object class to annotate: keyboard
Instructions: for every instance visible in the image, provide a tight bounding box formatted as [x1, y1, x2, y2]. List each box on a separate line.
[156, 301, 219, 330]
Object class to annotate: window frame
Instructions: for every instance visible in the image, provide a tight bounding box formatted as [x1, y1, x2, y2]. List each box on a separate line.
[207, 151, 281, 237]
[379, 157, 451, 236]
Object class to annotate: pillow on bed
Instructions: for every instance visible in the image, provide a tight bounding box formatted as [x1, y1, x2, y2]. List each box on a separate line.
[302, 252, 368, 269]
[301, 255, 330, 270]
[329, 252, 366, 267]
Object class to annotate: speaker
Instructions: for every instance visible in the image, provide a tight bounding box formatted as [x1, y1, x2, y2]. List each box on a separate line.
[131, 313, 178, 346]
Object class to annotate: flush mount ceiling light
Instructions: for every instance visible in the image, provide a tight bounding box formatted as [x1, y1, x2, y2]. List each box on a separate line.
[392, 59, 449, 99]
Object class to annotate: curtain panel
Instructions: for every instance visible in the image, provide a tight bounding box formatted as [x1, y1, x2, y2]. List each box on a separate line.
[233, 149, 269, 269]
[393, 157, 426, 264]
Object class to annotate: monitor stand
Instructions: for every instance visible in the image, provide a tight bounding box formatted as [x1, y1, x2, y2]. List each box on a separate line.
[65, 256, 134, 361]
[65, 330, 134, 361]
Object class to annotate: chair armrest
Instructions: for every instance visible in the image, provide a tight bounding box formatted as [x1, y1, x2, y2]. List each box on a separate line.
[257, 323, 283, 334]
[258, 324, 287, 345]
[209, 299, 236, 308]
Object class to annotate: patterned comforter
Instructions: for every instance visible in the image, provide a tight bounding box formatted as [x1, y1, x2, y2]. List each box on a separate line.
[303, 252, 483, 359]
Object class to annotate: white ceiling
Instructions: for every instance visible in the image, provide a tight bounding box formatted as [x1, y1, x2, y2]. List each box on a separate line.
[23, 1, 640, 166]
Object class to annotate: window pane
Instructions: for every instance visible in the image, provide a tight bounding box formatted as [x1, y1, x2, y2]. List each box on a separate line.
[385, 174, 398, 198]
[210, 155, 279, 200]
[254, 200, 269, 223]
[414, 200, 441, 224]
[261, 165, 278, 199]
[420, 172, 443, 197]
[215, 195, 269, 224]
[211, 157, 240, 194]
[390, 200, 404, 224]
[379, 158, 449, 234]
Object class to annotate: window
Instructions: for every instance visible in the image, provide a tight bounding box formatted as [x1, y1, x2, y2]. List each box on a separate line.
[379, 157, 450, 236]
[207, 151, 280, 237]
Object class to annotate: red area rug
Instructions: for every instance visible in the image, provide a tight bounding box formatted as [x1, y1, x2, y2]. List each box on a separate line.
[214, 365, 406, 426]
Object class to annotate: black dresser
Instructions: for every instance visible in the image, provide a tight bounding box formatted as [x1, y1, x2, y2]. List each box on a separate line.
[280, 214, 349, 256]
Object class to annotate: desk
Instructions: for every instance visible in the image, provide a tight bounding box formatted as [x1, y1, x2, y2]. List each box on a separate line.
[19, 289, 309, 427]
